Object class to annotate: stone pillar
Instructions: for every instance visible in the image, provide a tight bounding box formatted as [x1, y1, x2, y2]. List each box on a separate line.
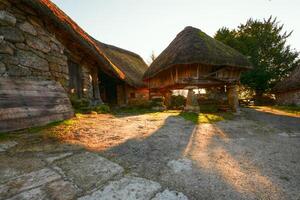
[185, 88, 200, 112]
[91, 68, 103, 105]
[227, 84, 239, 112]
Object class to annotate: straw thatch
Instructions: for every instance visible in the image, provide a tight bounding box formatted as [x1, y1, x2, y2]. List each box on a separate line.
[19, 0, 147, 87]
[144, 26, 252, 79]
[96, 42, 148, 87]
[273, 66, 300, 92]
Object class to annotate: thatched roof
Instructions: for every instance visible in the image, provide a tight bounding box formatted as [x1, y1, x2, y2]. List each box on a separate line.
[19, 0, 147, 87]
[96, 42, 148, 87]
[144, 26, 252, 80]
[273, 66, 300, 92]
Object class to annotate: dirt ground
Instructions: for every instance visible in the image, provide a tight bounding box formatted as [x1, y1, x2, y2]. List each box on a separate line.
[0, 108, 299, 200]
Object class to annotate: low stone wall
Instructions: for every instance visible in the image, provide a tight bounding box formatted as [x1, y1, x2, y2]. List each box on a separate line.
[276, 89, 300, 106]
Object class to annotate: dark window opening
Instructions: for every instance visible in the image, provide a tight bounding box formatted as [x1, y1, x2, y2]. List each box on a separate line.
[130, 92, 136, 98]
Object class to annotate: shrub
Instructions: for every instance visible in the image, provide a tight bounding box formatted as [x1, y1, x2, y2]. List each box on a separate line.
[70, 96, 89, 109]
[93, 104, 110, 114]
[170, 95, 186, 109]
[150, 97, 165, 107]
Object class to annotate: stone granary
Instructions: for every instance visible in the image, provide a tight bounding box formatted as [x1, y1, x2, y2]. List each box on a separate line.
[143, 26, 252, 112]
[0, 0, 148, 132]
[273, 65, 300, 106]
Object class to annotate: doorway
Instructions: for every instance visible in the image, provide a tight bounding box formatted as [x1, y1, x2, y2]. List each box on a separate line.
[68, 60, 83, 98]
[98, 70, 118, 105]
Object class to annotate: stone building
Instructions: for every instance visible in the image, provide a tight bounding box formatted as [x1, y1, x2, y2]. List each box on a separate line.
[0, 0, 148, 132]
[273, 66, 300, 106]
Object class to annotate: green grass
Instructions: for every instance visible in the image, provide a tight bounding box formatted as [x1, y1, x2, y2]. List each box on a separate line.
[0, 119, 76, 142]
[179, 112, 234, 124]
[271, 105, 300, 115]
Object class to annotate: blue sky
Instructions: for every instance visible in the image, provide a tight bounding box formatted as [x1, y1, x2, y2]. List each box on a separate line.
[52, 0, 300, 63]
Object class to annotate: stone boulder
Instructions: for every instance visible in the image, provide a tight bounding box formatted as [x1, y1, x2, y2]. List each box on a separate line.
[0, 27, 24, 42]
[26, 34, 51, 53]
[18, 22, 37, 36]
[0, 10, 16, 26]
[17, 50, 49, 71]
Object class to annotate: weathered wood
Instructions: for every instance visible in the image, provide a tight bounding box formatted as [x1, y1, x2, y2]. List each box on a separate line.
[146, 64, 242, 90]
[0, 96, 70, 108]
[0, 112, 73, 132]
[0, 77, 74, 132]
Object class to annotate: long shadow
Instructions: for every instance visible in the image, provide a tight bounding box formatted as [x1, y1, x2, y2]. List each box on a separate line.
[183, 108, 300, 200]
[101, 115, 197, 179]
[99, 109, 299, 200]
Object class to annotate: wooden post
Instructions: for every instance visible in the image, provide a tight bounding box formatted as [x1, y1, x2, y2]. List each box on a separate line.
[227, 84, 239, 112]
[162, 90, 172, 108]
[91, 68, 103, 105]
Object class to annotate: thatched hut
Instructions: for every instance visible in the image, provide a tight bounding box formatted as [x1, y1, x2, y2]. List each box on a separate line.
[143, 26, 252, 111]
[95, 42, 149, 106]
[273, 66, 300, 106]
[0, 0, 148, 132]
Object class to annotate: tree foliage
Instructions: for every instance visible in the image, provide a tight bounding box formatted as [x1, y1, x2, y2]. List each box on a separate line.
[215, 16, 300, 95]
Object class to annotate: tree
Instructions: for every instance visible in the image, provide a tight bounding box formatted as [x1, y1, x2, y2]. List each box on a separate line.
[215, 16, 300, 97]
[147, 51, 157, 65]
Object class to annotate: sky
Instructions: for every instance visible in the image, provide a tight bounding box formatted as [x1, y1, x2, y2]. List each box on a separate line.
[52, 0, 300, 63]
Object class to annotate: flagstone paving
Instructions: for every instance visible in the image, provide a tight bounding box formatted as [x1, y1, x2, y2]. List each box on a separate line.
[0, 108, 299, 200]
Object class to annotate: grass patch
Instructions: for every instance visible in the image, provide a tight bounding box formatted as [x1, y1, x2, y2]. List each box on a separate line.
[0, 119, 76, 142]
[179, 112, 234, 124]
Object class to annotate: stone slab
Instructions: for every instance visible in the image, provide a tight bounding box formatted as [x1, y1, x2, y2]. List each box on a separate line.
[0, 141, 17, 152]
[45, 152, 73, 164]
[167, 159, 192, 173]
[0, 168, 61, 199]
[0, 10, 16, 26]
[55, 152, 124, 191]
[152, 189, 188, 200]
[7, 180, 77, 200]
[79, 176, 162, 200]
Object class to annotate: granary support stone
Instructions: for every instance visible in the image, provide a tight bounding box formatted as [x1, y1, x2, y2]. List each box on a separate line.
[185, 88, 200, 112]
[227, 84, 239, 112]
[162, 90, 172, 108]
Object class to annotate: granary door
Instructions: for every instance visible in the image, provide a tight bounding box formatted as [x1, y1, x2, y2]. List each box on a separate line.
[68, 61, 83, 98]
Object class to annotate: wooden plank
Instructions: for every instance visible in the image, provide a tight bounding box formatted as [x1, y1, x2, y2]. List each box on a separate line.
[0, 77, 74, 132]
[0, 90, 69, 97]
[0, 104, 73, 120]
[0, 96, 70, 108]
[0, 78, 66, 93]
[0, 112, 74, 133]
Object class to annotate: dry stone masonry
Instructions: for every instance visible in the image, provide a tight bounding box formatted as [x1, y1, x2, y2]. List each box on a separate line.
[0, 1, 69, 88]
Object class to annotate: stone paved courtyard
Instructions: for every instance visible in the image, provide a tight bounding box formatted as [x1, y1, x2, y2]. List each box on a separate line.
[0, 108, 299, 200]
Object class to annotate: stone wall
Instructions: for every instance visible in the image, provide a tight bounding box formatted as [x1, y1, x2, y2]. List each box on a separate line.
[0, 0, 94, 100]
[0, 1, 95, 132]
[276, 90, 300, 106]
[0, 1, 70, 88]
